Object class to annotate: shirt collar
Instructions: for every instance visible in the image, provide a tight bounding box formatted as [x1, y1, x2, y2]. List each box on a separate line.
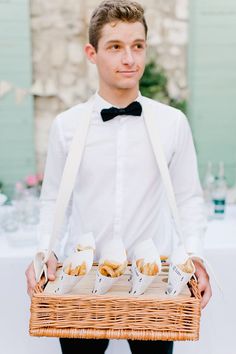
[93, 91, 143, 119]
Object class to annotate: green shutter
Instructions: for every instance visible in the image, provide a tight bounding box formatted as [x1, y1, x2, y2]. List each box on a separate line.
[188, 0, 236, 186]
[0, 0, 35, 197]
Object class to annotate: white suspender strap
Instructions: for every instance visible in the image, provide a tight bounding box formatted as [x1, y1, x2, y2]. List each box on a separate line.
[34, 100, 93, 281]
[143, 103, 184, 245]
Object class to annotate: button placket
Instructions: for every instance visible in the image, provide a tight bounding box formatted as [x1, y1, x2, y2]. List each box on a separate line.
[113, 118, 126, 239]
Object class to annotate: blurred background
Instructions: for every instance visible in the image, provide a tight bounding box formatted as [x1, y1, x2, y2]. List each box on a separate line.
[0, 0, 236, 198]
[0, 1, 236, 354]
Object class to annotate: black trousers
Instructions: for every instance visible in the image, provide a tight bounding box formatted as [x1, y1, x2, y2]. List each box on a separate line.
[59, 338, 173, 354]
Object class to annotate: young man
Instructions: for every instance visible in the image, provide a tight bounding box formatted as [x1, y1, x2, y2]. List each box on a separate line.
[26, 1, 211, 353]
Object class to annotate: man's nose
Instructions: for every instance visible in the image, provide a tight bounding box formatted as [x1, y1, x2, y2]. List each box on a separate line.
[122, 48, 135, 66]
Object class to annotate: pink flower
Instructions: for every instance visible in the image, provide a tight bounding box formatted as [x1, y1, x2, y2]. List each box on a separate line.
[25, 175, 38, 187]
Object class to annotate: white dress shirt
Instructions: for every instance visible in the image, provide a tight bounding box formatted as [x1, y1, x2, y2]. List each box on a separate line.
[38, 93, 206, 261]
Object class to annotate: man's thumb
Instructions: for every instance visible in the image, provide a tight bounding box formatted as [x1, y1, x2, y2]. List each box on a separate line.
[47, 257, 57, 280]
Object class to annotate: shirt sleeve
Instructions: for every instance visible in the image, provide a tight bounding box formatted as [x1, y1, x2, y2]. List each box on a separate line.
[37, 115, 70, 257]
[169, 110, 207, 258]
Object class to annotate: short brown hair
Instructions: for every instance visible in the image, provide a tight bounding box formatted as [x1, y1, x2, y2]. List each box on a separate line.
[89, 0, 148, 51]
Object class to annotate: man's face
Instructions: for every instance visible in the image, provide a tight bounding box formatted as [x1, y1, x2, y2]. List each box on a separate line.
[86, 21, 147, 95]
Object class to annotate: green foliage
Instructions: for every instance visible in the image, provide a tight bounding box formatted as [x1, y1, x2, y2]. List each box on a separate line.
[169, 98, 187, 113]
[140, 61, 187, 114]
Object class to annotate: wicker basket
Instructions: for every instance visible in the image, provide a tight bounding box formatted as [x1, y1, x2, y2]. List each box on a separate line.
[30, 264, 201, 341]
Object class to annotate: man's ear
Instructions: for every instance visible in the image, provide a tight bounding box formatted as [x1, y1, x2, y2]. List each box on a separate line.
[84, 43, 97, 64]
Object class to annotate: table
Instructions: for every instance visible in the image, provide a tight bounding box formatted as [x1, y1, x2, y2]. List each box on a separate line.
[0, 206, 235, 354]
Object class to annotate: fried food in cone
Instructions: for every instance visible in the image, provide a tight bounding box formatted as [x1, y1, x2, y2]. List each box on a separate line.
[178, 258, 194, 273]
[63, 261, 87, 276]
[98, 259, 127, 278]
[136, 258, 159, 276]
[76, 244, 94, 252]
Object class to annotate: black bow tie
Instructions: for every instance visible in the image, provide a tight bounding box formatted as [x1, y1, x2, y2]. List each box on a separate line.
[101, 101, 142, 122]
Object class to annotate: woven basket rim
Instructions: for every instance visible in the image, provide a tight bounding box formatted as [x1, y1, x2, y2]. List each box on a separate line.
[33, 291, 200, 301]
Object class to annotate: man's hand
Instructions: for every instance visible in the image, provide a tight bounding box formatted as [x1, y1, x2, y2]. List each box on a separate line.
[25, 253, 58, 298]
[191, 257, 212, 309]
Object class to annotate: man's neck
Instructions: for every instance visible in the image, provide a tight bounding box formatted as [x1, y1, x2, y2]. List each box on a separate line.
[98, 87, 140, 108]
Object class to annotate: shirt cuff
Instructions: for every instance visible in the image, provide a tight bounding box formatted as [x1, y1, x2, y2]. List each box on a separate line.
[184, 236, 204, 259]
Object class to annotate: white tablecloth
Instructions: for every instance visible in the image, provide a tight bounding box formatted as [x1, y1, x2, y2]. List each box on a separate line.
[0, 206, 235, 354]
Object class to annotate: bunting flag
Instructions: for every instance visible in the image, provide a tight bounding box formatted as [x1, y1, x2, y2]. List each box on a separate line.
[0, 79, 59, 105]
[30, 79, 58, 96]
[30, 79, 44, 96]
[44, 79, 57, 96]
[0, 78, 77, 107]
[0, 81, 13, 98]
[15, 87, 29, 104]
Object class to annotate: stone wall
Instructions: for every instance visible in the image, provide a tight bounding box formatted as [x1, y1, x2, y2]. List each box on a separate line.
[30, 0, 188, 172]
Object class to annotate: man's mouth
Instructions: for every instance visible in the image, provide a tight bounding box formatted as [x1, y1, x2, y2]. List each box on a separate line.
[118, 70, 137, 73]
[117, 70, 138, 76]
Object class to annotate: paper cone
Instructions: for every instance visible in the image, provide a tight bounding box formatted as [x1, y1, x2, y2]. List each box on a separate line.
[129, 266, 156, 296]
[54, 271, 84, 295]
[170, 244, 189, 265]
[93, 269, 119, 295]
[54, 249, 93, 294]
[130, 239, 162, 296]
[75, 232, 95, 252]
[99, 238, 127, 264]
[166, 262, 194, 296]
[166, 245, 195, 296]
[130, 239, 161, 296]
[93, 239, 127, 295]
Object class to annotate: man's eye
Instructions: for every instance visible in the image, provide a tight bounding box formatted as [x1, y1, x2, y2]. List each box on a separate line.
[135, 43, 144, 49]
[111, 44, 120, 50]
